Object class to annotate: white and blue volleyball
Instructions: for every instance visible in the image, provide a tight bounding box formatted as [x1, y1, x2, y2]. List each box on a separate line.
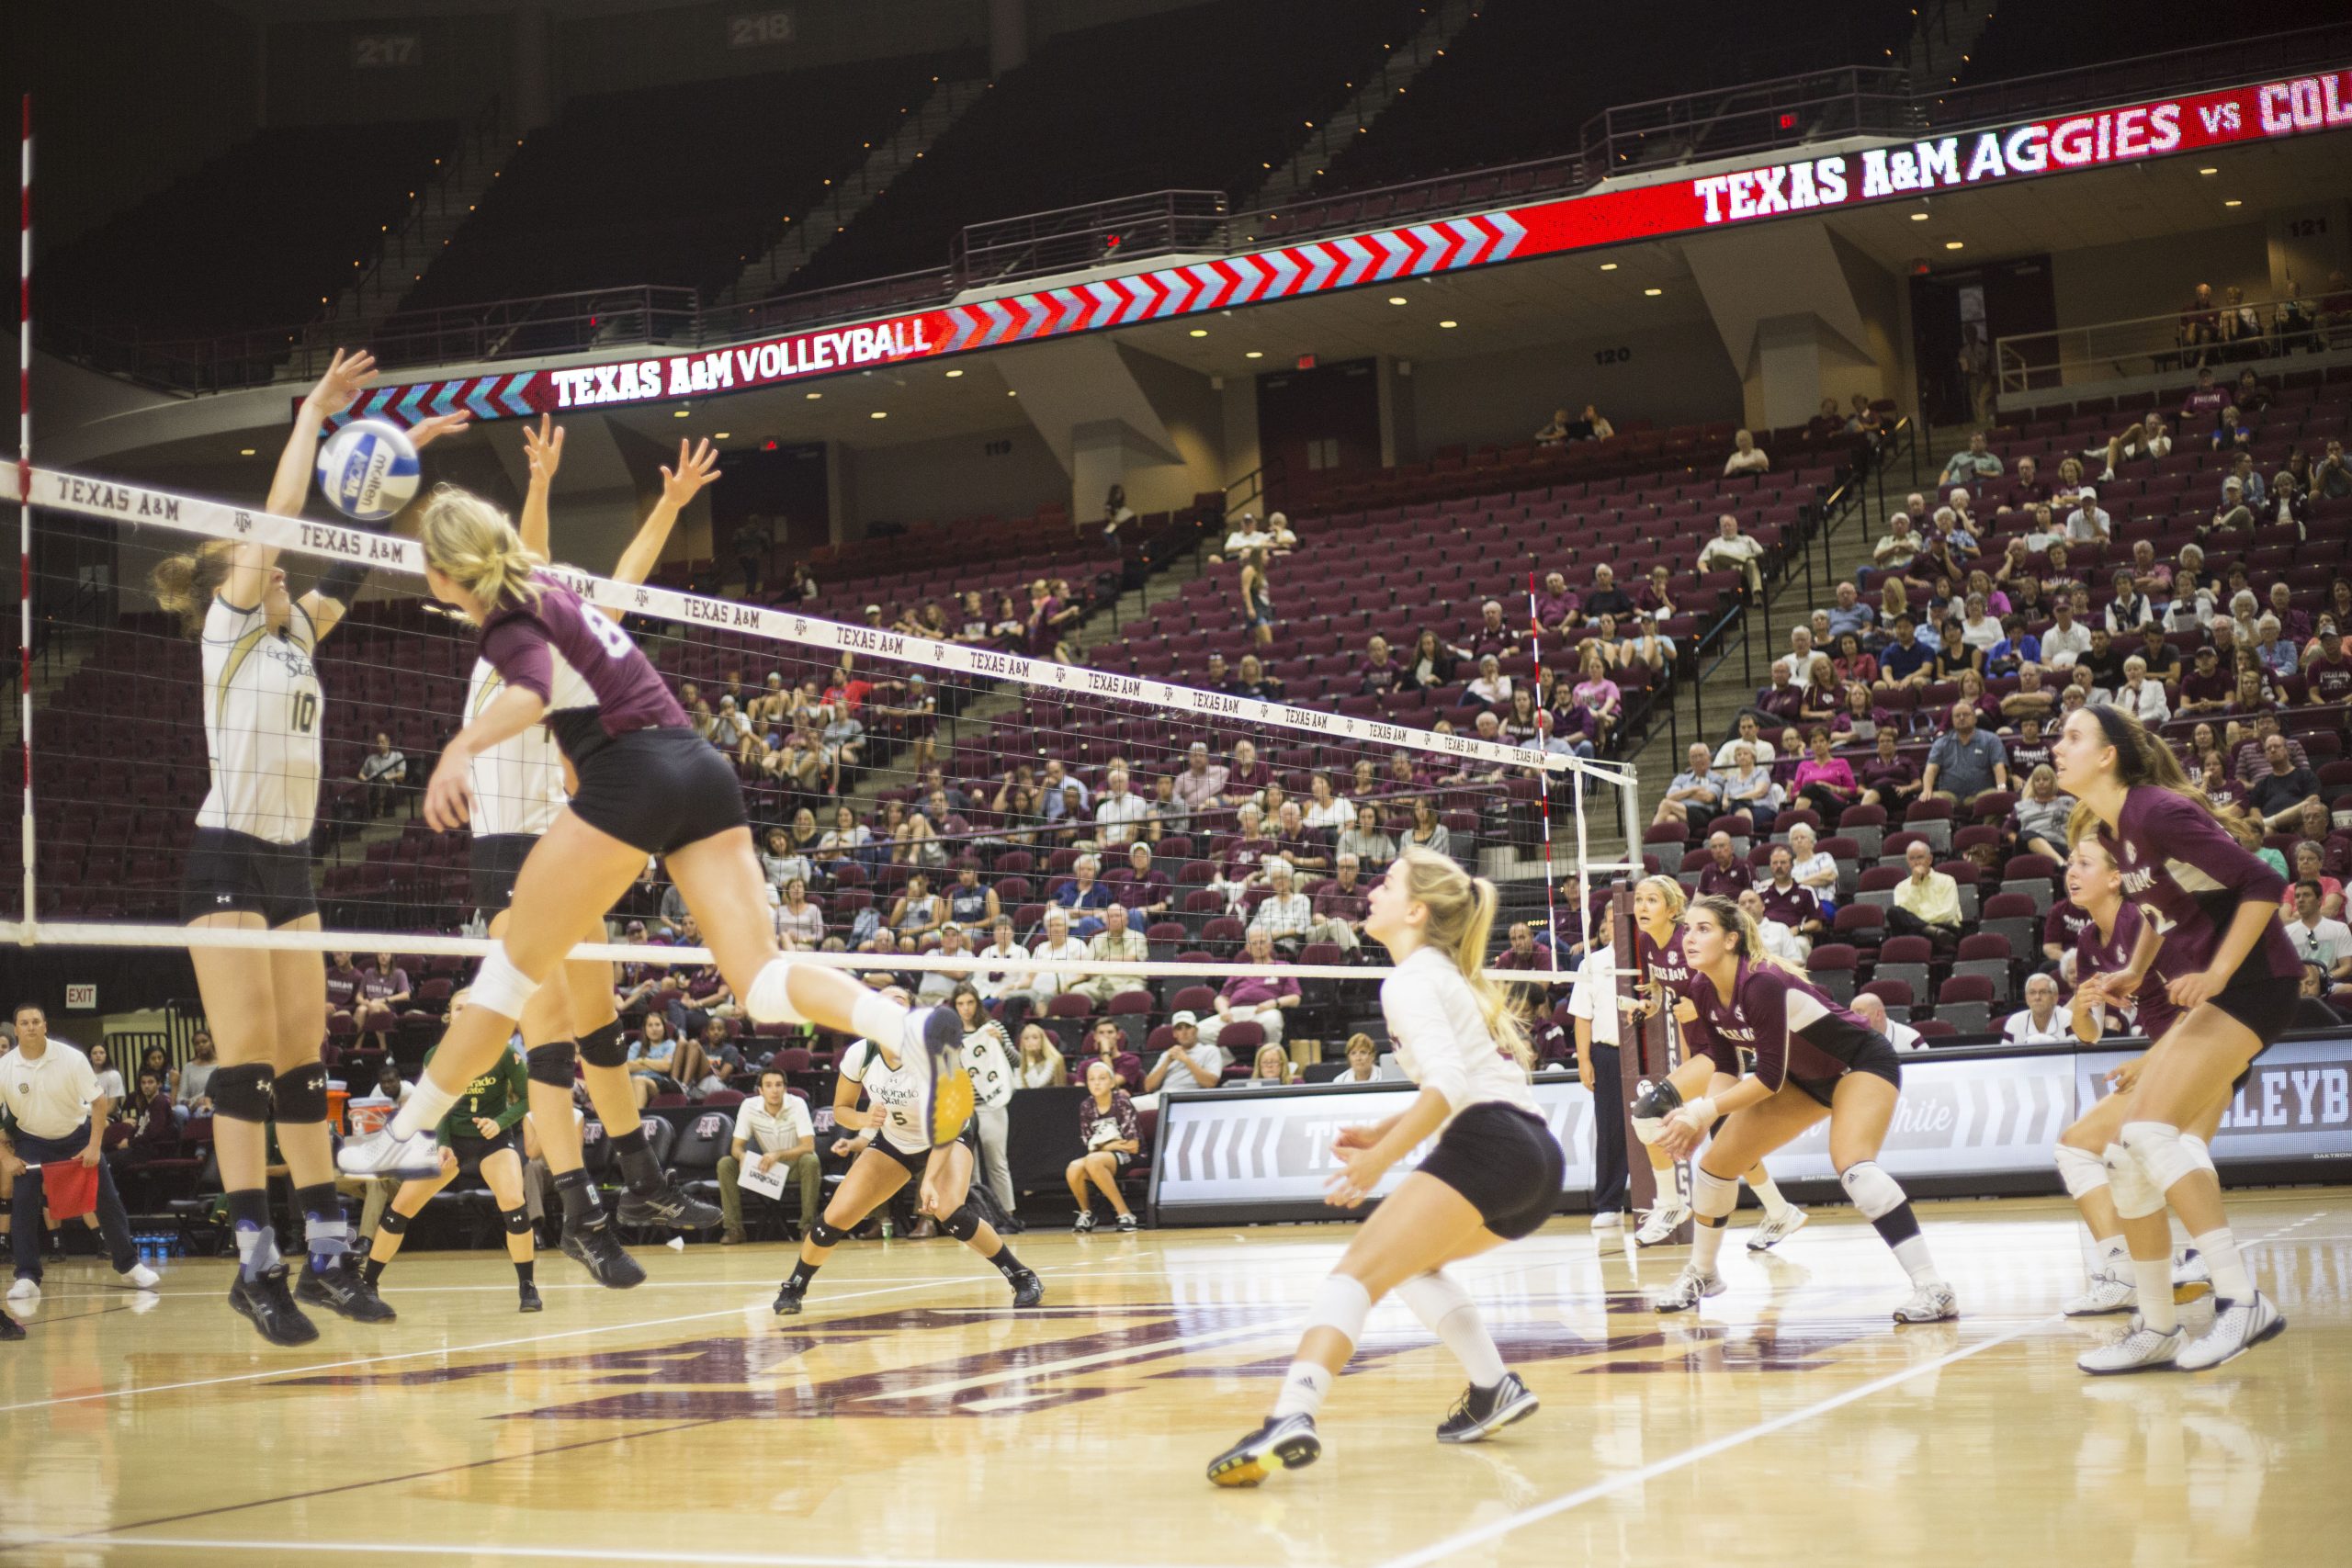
[315, 418, 421, 524]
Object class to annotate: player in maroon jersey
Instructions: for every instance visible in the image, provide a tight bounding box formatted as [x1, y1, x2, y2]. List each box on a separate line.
[1623, 876, 1806, 1250]
[1644, 895, 1957, 1323]
[2052, 706, 2291, 1371]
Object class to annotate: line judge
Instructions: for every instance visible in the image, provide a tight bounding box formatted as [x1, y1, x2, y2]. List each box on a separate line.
[5, 1003, 163, 1303]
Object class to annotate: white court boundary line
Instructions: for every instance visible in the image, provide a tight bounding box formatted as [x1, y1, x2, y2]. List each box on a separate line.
[0, 1538, 1204, 1568]
[1374, 1209, 2324, 1568]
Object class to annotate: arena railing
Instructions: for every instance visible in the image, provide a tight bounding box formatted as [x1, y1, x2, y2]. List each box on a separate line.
[954, 190, 1229, 288]
[1994, 298, 2352, 402]
[1917, 19, 2352, 131]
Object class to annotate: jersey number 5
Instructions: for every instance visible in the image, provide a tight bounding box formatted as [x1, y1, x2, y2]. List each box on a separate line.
[288, 691, 319, 735]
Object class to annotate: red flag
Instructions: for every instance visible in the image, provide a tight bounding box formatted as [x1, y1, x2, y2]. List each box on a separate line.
[41, 1158, 98, 1222]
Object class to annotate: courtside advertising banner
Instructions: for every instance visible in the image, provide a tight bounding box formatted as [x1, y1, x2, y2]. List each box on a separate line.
[335, 67, 2352, 426]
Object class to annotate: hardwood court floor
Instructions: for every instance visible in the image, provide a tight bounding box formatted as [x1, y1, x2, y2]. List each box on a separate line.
[2, 1190, 2346, 1567]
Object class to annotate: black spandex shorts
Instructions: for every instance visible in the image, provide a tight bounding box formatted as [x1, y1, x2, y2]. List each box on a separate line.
[2209, 964, 2299, 1075]
[569, 728, 747, 856]
[447, 1127, 520, 1179]
[1788, 1030, 1904, 1109]
[1416, 1101, 1566, 1241]
[469, 833, 537, 915]
[867, 1121, 978, 1179]
[179, 828, 318, 927]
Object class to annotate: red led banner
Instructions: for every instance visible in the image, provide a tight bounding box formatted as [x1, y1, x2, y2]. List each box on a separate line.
[334, 67, 2352, 427]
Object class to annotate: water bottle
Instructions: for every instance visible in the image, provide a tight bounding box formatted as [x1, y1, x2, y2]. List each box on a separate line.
[880, 1213, 895, 1240]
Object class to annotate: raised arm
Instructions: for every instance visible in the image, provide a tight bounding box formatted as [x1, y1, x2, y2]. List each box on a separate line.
[517, 414, 563, 558]
[604, 439, 720, 615]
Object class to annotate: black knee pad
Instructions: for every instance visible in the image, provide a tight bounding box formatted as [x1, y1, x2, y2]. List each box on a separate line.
[379, 1208, 412, 1235]
[578, 1021, 628, 1071]
[940, 1204, 981, 1243]
[526, 1041, 580, 1089]
[501, 1204, 534, 1236]
[210, 1062, 276, 1123]
[273, 1062, 329, 1123]
[808, 1221, 848, 1249]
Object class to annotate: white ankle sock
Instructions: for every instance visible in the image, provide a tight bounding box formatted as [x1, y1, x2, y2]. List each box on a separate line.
[2192, 1228, 2254, 1300]
[1272, 1361, 1333, 1419]
[389, 1077, 459, 1142]
[2133, 1258, 2177, 1333]
[1891, 1235, 1941, 1288]
[1746, 1169, 1791, 1219]
[1690, 1219, 1726, 1273]
[2095, 1235, 2129, 1276]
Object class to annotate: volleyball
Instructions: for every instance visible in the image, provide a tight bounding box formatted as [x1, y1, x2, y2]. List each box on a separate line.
[315, 418, 421, 524]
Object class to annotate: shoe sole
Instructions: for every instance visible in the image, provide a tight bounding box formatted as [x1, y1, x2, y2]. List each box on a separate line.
[519, 1300, 543, 1313]
[1634, 1216, 1690, 1248]
[560, 1235, 647, 1291]
[774, 1294, 805, 1317]
[2181, 1310, 2287, 1371]
[1436, 1389, 1540, 1445]
[2063, 1301, 2137, 1317]
[2079, 1351, 2182, 1376]
[294, 1278, 397, 1323]
[1894, 1304, 1961, 1324]
[2172, 1280, 2213, 1304]
[1209, 1432, 1322, 1487]
[229, 1290, 320, 1348]
[1747, 1211, 1809, 1251]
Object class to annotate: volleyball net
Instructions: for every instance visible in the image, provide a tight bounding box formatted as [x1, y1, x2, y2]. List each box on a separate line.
[6, 462, 1645, 1054]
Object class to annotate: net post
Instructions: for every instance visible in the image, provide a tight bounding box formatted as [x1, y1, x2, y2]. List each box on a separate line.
[17, 94, 31, 938]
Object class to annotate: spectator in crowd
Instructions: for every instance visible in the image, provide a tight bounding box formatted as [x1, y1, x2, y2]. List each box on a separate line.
[356, 953, 411, 1055]
[972, 918, 1031, 1010]
[1464, 655, 1512, 708]
[1849, 991, 1924, 1053]
[1723, 428, 1770, 476]
[1334, 1033, 1389, 1084]
[912, 927, 974, 1007]
[1756, 849, 1826, 952]
[1067, 1059, 1141, 1234]
[759, 825, 815, 895]
[717, 1067, 820, 1246]
[1220, 739, 1274, 807]
[1003, 908, 1087, 1016]
[1710, 711, 1779, 770]
[1696, 831, 1749, 901]
[2109, 656, 2170, 726]
[1737, 887, 1808, 967]
[1247, 861, 1316, 957]
[1403, 628, 1462, 692]
[1791, 727, 1859, 819]
[624, 1015, 680, 1110]
[771, 875, 823, 951]
[2003, 974, 2071, 1044]
[1174, 741, 1230, 817]
[2306, 626, 2352, 703]
[1921, 702, 2008, 807]
[1826, 581, 1873, 640]
[2064, 487, 2110, 545]
[1871, 615, 1932, 692]
[1997, 455, 2049, 516]
[358, 732, 407, 819]
[1016, 1022, 1068, 1089]
[1078, 1018, 1145, 1095]
[1311, 853, 1374, 955]
[2284, 881, 2352, 981]
[2012, 765, 2074, 862]
[1654, 742, 1723, 834]
[1466, 599, 1523, 661]
[1890, 841, 1963, 945]
[1532, 572, 1582, 635]
[1696, 513, 1767, 596]
[170, 1032, 218, 1122]
[1357, 633, 1403, 695]
[1572, 646, 1622, 749]
[1227, 653, 1284, 705]
[1078, 905, 1151, 1006]
[1719, 742, 1781, 834]
[1144, 1011, 1225, 1100]
[2316, 438, 2352, 500]
[1102, 841, 1173, 924]
[877, 872, 945, 953]
[1244, 1042, 1299, 1086]
[2249, 733, 2323, 830]
[1781, 820, 1838, 904]
[1534, 407, 1573, 446]
[1198, 929, 1299, 1049]
[1091, 765, 1153, 851]
[1873, 512, 1923, 579]
[1583, 564, 1635, 622]
[1402, 797, 1452, 860]
[1939, 430, 2002, 486]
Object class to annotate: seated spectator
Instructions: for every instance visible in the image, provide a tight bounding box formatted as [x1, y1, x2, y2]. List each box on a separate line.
[625, 1015, 680, 1109]
[1890, 841, 1963, 945]
[1572, 647, 1622, 748]
[1464, 654, 1512, 708]
[1922, 703, 2007, 807]
[2011, 765, 2074, 861]
[1173, 741, 1231, 817]
[775, 877, 824, 950]
[1532, 571, 1583, 634]
[2316, 438, 2352, 500]
[1826, 630, 1876, 690]
[1697, 513, 1766, 596]
[1696, 831, 1750, 901]
[1220, 739, 1275, 807]
[1654, 743, 1724, 833]
[759, 825, 815, 895]
[1002, 908, 1087, 1016]
[2292, 843, 2345, 919]
[969, 919, 1030, 1010]
[1824, 581, 1873, 641]
[1198, 929, 1300, 1047]
[1075, 904, 1151, 1005]
[1491, 921, 1544, 972]
[1464, 600, 1521, 661]
[1227, 652, 1283, 703]
[1996, 455, 2049, 515]
[358, 732, 407, 819]
[817, 803, 872, 872]
[2249, 733, 2322, 830]
[2004, 975, 2072, 1043]
[2087, 412, 2172, 481]
[1092, 764, 1154, 850]
[1051, 854, 1114, 938]
[1718, 741, 1781, 834]
[1534, 407, 1573, 446]
[2107, 656, 2168, 727]
[1939, 430, 2003, 487]
[1269, 800, 1329, 874]
[2064, 487, 2110, 545]
[1311, 854, 1374, 954]
[1633, 564, 1679, 619]
[356, 953, 411, 1054]
[1100, 840, 1171, 923]
[1850, 991, 1925, 1052]
[1873, 512, 1922, 576]
[1066, 1059, 1142, 1232]
[1583, 565, 1634, 622]
[1871, 615, 1932, 691]
[1578, 403, 1614, 441]
[1402, 797, 1452, 859]
[1402, 627, 1464, 692]
[1332, 1033, 1389, 1083]
[1356, 633, 1404, 696]
[1071, 1018, 1144, 1096]
[1708, 712, 1779, 770]
[1337, 804, 1397, 869]
[1790, 727, 1859, 819]
[876, 872, 945, 953]
[1144, 1010, 1227, 1101]
[1855, 728, 1919, 811]
[1723, 429, 1770, 476]
[2285, 879, 2352, 976]
[1245, 1041, 1300, 1086]
[1244, 860, 1316, 957]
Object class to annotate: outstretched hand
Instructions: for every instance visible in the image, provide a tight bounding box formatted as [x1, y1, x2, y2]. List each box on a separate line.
[523, 414, 565, 483]
[303, 348, 378, 420]
[410, 411, 472, 451]
[660, 437, 721, 509]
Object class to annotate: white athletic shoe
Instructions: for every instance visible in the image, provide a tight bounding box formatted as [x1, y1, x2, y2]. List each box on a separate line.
[2077, 1323, 2183, 1375]
[2177, 1292, 2286, 1371]
[1589, 1211, 1624, 1233]
[122, 1262, 161, 1291]
[2063, 1271, 2138, 1316]
[1652, 1264, 1725, 1313]
[1746, 1204, 1809, 1252]
[1634, 1201, 1691, 1247]
[6, 1278, 37, 1303]
[2171, 1246, 2212, 1303]
[1893, 1282, 1960, 1323]
[335, 1128, 444, 1180]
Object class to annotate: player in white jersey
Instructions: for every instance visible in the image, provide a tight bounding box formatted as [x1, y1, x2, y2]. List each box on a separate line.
[152, 348, 468, 1345]
[465, 418, 729, 1287]
[1210, 847, 1562, 1486]
[949, 983, 1021, 1219]
[772, 985, 1041, 1316]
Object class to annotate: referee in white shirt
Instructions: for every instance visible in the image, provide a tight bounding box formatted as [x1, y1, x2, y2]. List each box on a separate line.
[5, 1004, 161, 1300]
[1565, 944, 1631, 1229]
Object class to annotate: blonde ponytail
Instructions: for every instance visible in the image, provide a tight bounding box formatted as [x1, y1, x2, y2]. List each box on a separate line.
[417, 484, 543, 615]
[1395, 844, 1533, 1071]
[151, 539, 239, 636]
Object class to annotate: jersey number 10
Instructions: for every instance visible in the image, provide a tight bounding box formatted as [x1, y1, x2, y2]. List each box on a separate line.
[288, 691, 319, 735]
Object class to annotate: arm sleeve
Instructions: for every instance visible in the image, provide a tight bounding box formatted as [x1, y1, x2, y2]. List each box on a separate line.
[2154, 791, 2288, 903]
[1381, 970, 1474, 1111]
[492, 1054, 531, 1132]
[479, 616, 556, 704]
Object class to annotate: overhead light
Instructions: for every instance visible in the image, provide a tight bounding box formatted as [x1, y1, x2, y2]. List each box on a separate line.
[1189, 328, 1208, 337]
[1244, 350, 1263, 359]
[869, 411, 888, 420]
[1387, 296, 1408, 305]
[1643, 288, 1663, 297]
[673, 409, 690, 418]
[2223, 198, 2243, 208]
[2199, 166, 2218, 175]
[1007, 389, 1017, 397]
[1600, 263, 1618, 272]
[944, 368, 964, 378]
[805, 391, 822, 400]
[1909, 211, 1929, 221]
[1438, 320, 1458, 329]
[713, 432, 729, 439]
[1944, 240, 1964, 250]
[239, 447, 256, 457]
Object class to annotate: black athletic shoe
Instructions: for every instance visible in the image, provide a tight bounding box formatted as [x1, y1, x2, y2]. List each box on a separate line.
[560, 1218, 646, 1290]
[296, 1258, 397, 1323]
[517, 1280, 544, 1314]
[616, 1179, 721, 1231]
[229, 1264, 321, 1347]
[0, 1311, 23, 1341]
[1009, 1269, 1045, 1308]
[1435, 1372, 1540, 1444]
[1207, 1414, 1321, 1487]
[773, 1280, 806, 1316]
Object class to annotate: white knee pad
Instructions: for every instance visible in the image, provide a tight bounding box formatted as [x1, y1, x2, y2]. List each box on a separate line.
[1306, 1273, 1374, 1350]
[470, 945, 542, 1021]
[1838, 1160, 1907, 1222]
[2120, 1121, 2202, 1196]
[2053, 1142, 2111, 1202]
[1690, 1165, 1740, 1221]
[2180, 1132, 2217, 1179]
[742, 957, 811, 1026]
[2101, 1142, 2165, 1220]
[1393, 1269, 1474, 1329]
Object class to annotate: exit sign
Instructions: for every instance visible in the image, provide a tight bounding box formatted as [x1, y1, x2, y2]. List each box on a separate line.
[64, 984, 96, 1010]
[1295, 354, 1317, 370]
